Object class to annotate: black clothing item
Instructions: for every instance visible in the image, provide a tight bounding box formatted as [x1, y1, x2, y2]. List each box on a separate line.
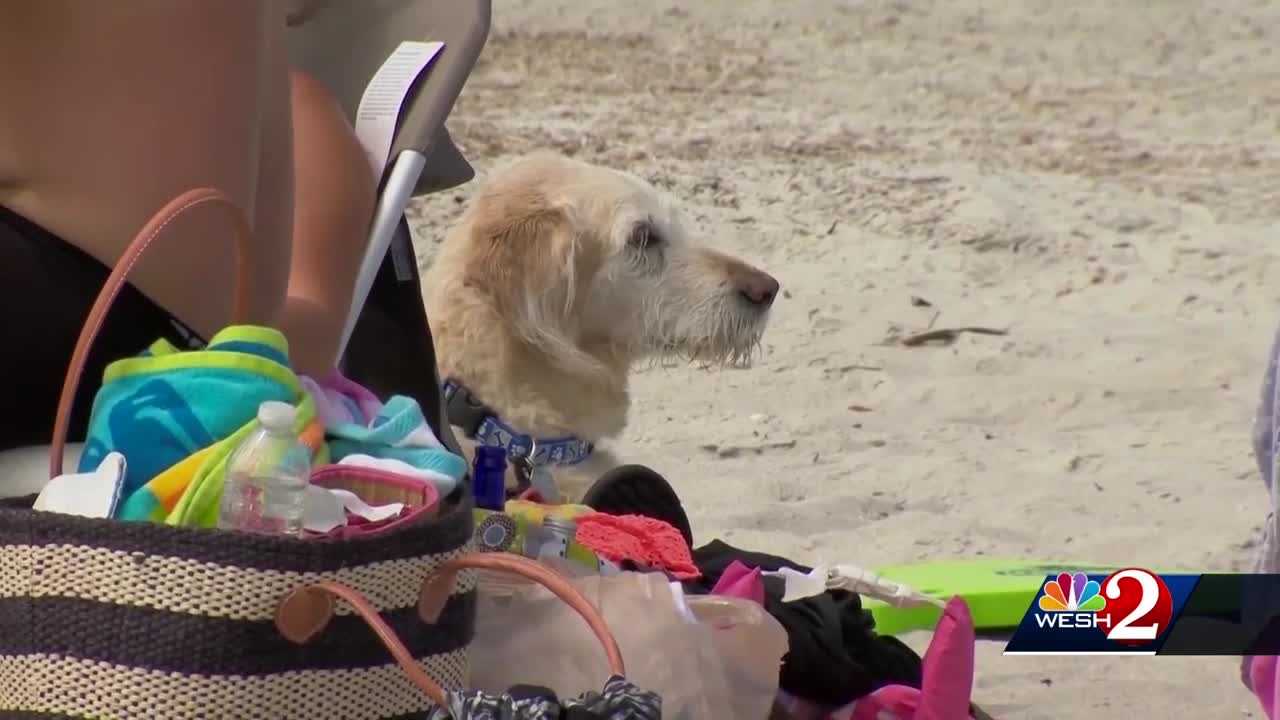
[581, 464, 695, 547]
[340, 217, 463, 461]
[0, 205, 205, 452]
[686, 539, 923, 706]
[2, 206, 451, 459]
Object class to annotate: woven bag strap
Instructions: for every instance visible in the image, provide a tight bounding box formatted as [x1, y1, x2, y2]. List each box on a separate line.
[49, 188, 253, 478]
[275, 551, 627, 706]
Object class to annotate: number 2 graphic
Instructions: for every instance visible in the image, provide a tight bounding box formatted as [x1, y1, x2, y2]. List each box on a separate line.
[1105, 569, 1161, 641]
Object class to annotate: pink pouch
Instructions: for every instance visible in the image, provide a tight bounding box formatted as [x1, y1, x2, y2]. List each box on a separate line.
[845, 597, 979, 720]
[1249, 655, 1280, 720]
[306, 464, 441, 540]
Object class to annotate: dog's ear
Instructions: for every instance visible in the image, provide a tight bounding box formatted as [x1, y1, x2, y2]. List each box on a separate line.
[464, 187, 574, 315]
[462, 187, 606, 379]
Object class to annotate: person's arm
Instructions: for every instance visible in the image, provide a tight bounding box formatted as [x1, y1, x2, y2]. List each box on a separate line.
[275, 70, 377, 377]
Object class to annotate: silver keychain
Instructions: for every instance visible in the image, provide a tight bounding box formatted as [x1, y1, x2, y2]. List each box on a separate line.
[513, 438, 562, 504]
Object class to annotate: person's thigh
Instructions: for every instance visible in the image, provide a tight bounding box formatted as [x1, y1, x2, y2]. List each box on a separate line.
[0, 0, 294, 339]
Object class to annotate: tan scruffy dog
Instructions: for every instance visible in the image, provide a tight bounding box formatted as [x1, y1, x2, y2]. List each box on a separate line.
[425, 151, 779, 501]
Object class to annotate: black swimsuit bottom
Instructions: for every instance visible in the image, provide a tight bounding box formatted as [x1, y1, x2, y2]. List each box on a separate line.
[0, 205, 204, 452]
[2, 200, 453, 460]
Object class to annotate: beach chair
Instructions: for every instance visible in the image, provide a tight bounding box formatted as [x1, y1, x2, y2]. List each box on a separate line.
[0, 0, 491, 495]
[287, 0, 490, 458]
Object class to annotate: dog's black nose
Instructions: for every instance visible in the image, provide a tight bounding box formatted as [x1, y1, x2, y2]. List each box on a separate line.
[736, 268, 780, 307]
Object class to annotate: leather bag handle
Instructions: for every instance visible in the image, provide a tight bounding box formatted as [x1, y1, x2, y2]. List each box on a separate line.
[49, 188, 253, 478]
[275, 551, 627, 705]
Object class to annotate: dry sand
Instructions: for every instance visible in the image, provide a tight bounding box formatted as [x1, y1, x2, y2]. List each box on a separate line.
[409, 1, 1280, 716]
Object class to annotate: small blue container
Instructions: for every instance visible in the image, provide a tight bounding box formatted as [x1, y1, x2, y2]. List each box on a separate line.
[472, 446, 508, 511]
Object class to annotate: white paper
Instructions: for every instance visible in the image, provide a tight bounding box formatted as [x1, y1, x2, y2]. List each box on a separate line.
[34, 452, 126, 518]
[828, 564, 946, 609]
[303, 485, 406, 533]
[763, 566, 829, 602]
[330, 488, 404, 523]
[303, 485, 348, 533]
[763, 564, 944, 608]
[355, 41, 444, 180]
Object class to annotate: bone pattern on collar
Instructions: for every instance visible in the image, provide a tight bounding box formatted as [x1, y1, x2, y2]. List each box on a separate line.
[442, 380, 593, 467]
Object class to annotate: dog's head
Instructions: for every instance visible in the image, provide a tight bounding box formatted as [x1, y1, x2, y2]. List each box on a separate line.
[456, 152, 779, 381]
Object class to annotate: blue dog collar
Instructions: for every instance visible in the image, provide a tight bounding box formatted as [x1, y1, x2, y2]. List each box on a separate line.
[443, 380, 594, 467]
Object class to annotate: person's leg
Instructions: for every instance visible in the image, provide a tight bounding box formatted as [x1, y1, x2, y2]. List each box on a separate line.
[273, 70, 378, 376]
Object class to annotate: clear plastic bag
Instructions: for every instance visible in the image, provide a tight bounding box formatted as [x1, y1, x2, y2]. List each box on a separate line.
[469, 570, 787, 720]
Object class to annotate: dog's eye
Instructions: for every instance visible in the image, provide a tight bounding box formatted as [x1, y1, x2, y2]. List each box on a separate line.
[628, 223, 663, 251]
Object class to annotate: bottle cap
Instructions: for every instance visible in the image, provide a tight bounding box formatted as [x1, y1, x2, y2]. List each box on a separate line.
[257, 401, 298, 432]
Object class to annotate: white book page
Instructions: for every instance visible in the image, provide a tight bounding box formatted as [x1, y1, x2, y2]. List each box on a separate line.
[354, 41, 445, 181]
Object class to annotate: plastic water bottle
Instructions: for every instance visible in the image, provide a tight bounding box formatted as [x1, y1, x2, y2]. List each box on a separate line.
[218, 401, 311, 535]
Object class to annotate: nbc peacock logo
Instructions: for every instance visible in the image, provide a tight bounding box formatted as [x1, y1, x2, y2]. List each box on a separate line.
[1033, 571, 1110, 632]
[1039, 572, 1106, 613]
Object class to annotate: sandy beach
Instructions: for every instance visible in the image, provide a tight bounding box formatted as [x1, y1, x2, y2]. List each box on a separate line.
[410, 1, 1280, 716]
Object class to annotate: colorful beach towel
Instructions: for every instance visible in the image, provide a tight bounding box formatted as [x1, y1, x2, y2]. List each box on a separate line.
[116, 393, 328, 526]
[301, 370, 383, 428]
[325, 389, 467, 484]
[79, 326, 302, 499]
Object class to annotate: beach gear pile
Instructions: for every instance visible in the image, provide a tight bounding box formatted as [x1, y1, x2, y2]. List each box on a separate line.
[2, 188, 987, 719]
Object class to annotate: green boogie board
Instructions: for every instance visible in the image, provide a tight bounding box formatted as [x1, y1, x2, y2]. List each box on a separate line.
[863, 559, 1132, 636]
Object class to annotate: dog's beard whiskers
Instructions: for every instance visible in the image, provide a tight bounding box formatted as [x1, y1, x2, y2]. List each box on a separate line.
[690, 299, 766, 368]
[629, 290, 767, 370]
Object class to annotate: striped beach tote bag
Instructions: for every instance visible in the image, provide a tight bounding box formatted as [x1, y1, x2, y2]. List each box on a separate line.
[0, 189, 477, 719]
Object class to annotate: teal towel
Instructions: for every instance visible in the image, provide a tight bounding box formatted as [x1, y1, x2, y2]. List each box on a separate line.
[328, 395, 468, 481]
[77, 326, 300, 498]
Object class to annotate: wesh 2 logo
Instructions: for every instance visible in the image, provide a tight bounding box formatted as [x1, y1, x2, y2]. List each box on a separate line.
[1034, 568, 1174, 645]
